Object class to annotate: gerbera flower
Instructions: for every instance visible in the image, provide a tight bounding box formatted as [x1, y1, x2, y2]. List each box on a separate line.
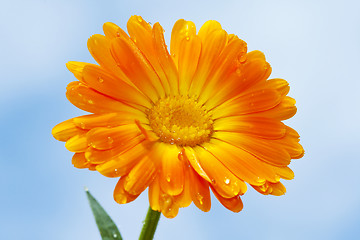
[52, 16, 304, 218]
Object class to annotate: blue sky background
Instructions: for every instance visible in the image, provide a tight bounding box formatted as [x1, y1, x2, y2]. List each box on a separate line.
[1, 0, 360, 239]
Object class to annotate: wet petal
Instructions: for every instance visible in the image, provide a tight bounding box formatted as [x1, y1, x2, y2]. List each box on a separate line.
[86, 124, 140, 150]
[214, 116, 286, 139]
[213, 89, 282, 119]
[66, 81, 129, 114]
[114, 177, 140, 204]
[52, 118, 87, 142]
[111, 36, 165, 101]
[170, 19, 196, 68]
[192, 146, 247, 198]
[152, 23, 179, 95]
[211, 186, 243, 212]
[124, 156, 156, 195]
[82, 65, 151, 108]
[65, 134, 88, 152]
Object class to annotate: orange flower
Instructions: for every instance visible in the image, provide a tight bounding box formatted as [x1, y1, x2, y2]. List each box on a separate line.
[52, 16, 304, 218]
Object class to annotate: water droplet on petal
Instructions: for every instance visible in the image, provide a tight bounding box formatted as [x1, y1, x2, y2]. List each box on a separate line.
[211, 179, 216, 184]
[113, 233, 118, 238]
[166, 175, 171, 182]
[97, 77, 104, 83]
[107, 136, 114, 144]
[224, 178, 231, 185]
[88, 100, 94, 104]
[196, 193, 204, 205]
[79, 122, 85, 129]
[186, 36, 190, 41]
[239, 54, 247, 63]
[116, 32, 120, 37]
[137, 16, 143, 22]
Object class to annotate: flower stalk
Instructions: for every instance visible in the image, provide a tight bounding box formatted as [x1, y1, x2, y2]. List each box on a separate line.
[139, 207, 161, 240]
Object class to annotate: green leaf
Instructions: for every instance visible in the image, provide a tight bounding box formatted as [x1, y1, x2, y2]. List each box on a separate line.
[85, 188, 123, 240]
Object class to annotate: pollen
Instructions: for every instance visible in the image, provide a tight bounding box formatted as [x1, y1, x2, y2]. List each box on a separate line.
[148, 96, 214, 146]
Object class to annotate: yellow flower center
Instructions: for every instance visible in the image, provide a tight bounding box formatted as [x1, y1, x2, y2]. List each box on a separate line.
[148, 96, 213, 146]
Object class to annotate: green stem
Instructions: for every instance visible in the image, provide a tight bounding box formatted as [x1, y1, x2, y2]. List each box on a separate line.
[139, 207, 161, 240]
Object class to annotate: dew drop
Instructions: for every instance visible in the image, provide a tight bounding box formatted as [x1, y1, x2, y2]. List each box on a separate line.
[97, 77, 104, 83]
[116, 32, 120, 37]
[186, 36, 190, 41]
[107, 136, 114, 144]
[113, 233, 118, 238]
[88, 100, 94, 104]
[79, 122, 85, 129]
[224, 178, 231, 185]
[166, 175, 171, 182]
[196, 193, 204, 205]
[211, 179, 216, 184]
[239, 54, 247, 63]
[137, 16, 143, 22]
[78, 93, 83, 97]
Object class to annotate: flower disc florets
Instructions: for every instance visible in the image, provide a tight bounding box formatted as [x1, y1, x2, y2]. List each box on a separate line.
[148, 95, 213, 146]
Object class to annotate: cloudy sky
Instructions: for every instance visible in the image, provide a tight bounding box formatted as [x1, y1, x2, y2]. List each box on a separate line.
[1, 0, 360, 239]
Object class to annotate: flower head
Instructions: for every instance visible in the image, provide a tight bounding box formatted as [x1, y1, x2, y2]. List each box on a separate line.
[52, 16, 304, 218]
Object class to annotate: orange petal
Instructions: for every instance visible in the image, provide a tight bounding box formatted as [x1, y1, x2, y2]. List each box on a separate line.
[182, 147, 211, 182]
[152, 143, 184, 196]
[52, 119, 87, 142]
[192, 146, 247, 198]
[263, 78, 290, 97]
[72, 153, 89, 169]
[114, 177, 140, 204]
[246, 50, 266, 61]
[148, 176, 180, 218]
[85, 135, 144, 164]
[188, 166, 211, 212]
[110, 36, 164, 101]
[82, 65, 151, 108]
[197, 20, 223, 40]
[86, 124, 140, 150]
[198, 37, 247, 106]
[65, 134, 88, 152]
[273, 166, 294, 180]
[103, 22, 129, 40]
[127, 17, 171, 96]
[172, 164, 192, 208]
[189, 29, 228, 98]
[73, 112, 148, 130]
[252, 181, 286, 196]
[66, 61, 95, 81]
[87, 34, 133, 86]
[178, 35, 202, 95]
[95, 140, 149, 178]
[152, 23, 179, 95]
[249, 96, 297, 121]
[124, 156, 156, 195]
[213, 132, 291, 166]
[212, 89, 282, 119]
[211, 186, 243, 212]
[213, 116, 286, 139]
[271, 126, 304, 159]
[149, 176, 161, 211]
[170, 19, 196, 68]
[66, 81, 129, 114]
[203, 139, 279, 185]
